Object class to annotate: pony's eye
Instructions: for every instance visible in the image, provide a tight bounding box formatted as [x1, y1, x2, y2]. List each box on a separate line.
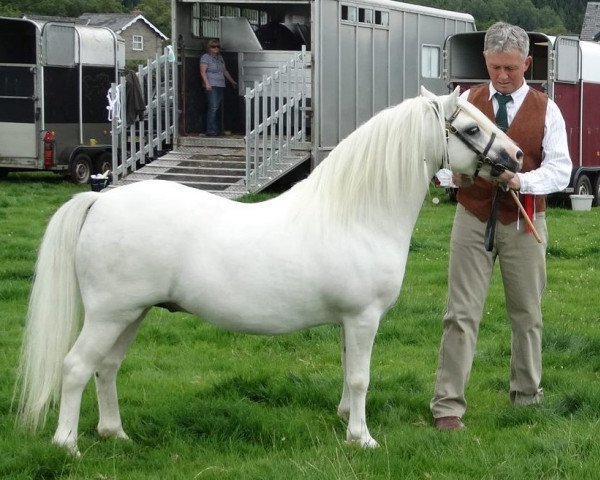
[465, 126, 480, 135]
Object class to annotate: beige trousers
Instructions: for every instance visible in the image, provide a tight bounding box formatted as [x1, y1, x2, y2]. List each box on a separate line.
[430, 204, 548, 419]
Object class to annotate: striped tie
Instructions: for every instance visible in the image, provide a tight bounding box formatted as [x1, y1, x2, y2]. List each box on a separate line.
[494, 93, 512, 132]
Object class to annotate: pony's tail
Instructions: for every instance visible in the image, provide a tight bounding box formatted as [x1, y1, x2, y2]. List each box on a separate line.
[15, 191, 101, 432]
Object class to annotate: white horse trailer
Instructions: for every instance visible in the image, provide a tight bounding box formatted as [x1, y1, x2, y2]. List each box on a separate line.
[173, 0, 475, 177]
[445, 31, 600, 205]
[0, 17, 124, 183]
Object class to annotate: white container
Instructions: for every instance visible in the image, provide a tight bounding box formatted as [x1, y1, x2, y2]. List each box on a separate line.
[570, 194, 594, 211]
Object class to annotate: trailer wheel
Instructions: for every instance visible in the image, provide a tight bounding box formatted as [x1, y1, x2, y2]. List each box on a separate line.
[575, 174, 592, 196]
[93, 152, 112, 175]
[594, 177, 600, 207]
[70, 153, 92, 184]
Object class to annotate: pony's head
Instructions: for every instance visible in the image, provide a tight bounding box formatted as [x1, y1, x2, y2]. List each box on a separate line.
[421, 86, 523, 179]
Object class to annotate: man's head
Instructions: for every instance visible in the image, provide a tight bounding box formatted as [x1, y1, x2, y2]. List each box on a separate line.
[483, 22, 532, 95]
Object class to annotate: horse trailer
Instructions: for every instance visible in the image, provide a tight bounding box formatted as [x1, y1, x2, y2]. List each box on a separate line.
[173, 0, 475, 173]
[0, 17, 124, 183]
[445, 31, 600, 205]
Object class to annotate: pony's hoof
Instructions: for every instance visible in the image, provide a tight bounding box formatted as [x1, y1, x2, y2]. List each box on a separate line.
[97, 427, 130, 441]
[345, 435, 380, 449]
[52, 436, 80, 457]
[362, 437, 380, 449]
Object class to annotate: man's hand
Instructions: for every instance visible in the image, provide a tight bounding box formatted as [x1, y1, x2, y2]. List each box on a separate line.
[498, 171, 521, 190]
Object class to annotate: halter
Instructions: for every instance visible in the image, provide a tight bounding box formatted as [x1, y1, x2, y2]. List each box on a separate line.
[444, 106, 506, 178]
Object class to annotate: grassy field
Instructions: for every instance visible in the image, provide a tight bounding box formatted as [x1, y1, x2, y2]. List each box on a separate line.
[1, 173, 600, 479]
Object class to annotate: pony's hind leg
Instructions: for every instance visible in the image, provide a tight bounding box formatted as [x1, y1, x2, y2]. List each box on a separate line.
[53, 313, 142, 455]
[95, 312, 146, 440]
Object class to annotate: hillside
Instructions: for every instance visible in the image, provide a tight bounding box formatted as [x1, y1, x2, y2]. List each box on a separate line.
[0, 0, 590, 36]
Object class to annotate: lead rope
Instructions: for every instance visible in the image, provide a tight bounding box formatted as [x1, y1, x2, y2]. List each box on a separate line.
[484, 185, 501, 251]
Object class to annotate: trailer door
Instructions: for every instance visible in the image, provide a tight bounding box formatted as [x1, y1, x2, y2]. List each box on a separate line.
[0, 19, 38, 163]
[553, 36, 581, 166]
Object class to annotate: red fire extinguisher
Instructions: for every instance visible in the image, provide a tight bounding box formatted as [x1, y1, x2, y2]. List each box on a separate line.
[43, 131, 55, 168]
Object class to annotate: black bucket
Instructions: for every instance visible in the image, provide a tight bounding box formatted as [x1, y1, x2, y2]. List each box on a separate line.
[90, 174, 111, 192]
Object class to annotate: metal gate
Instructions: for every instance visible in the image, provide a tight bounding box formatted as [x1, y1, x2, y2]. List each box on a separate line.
[109, 47, 177, 182]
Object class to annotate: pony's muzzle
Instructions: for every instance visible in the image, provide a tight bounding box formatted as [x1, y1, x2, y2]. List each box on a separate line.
[504, 148, 523, 173]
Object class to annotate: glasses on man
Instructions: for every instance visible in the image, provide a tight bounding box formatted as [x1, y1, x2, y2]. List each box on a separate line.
[209, 45, 221, 49]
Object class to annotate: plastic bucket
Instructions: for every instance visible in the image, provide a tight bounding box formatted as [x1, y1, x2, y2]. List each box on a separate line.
[90, 174, 110, 192]
[569, 194, 593, 211]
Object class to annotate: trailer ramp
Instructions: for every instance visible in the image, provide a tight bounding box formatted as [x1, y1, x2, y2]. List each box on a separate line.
[120, 135, 310, 199]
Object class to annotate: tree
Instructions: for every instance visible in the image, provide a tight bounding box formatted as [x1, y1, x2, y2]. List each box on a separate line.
[0, 2, 21, 16]
[136, 0, 171, 37]
[409, 0, 573, 34]
[0, 0, 586, 37]
[122, 0, 139, 8]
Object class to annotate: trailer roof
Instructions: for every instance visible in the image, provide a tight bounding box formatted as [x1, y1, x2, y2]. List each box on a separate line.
[1, 16, 122, 68]
[181, 0, 475, 22]
[366, 0, 475, 21]
[579, 40, 600, 82]
[546, 35, 600, 82]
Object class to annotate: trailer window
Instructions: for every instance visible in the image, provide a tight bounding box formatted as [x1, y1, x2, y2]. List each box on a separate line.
[0, 66, 35, 123]
[241, 8, 268, 31]
[44, 67, 78, 123]
[341, 5, 358, 22]
[222, 6, 240, 17]
[192, 3, 201, 37]
[358, 8, 373, 24]
[375, 11, 389, 26]
[0, 66, 33, 97]
[342, 5, 387, 27]
[422, 45, 441, 78]
[0, 22, 36, 64]
[201, 3, 221, 38]
[191, 4, 268, 38]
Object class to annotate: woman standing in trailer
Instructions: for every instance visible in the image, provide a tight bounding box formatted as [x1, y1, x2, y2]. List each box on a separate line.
[200, 39, 237, 136]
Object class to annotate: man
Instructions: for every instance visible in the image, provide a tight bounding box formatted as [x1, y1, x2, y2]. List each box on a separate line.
[430, 22, 572, 431]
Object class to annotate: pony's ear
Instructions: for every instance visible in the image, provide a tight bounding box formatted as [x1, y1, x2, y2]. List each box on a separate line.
[444, 86, 461, 112]
[420, 86, 436, 99]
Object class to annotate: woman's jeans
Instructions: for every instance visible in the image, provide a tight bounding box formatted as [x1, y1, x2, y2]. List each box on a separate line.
[205, 87, 224, 135]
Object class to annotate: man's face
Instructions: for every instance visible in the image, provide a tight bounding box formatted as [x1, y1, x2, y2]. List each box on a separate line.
[484, 50, 532, 95]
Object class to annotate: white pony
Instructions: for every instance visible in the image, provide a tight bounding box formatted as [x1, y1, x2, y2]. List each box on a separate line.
[15, 87, 522, 455]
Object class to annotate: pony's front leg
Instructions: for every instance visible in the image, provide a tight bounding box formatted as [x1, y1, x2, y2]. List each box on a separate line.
[341, 316, 380, 448]
[95, 317, 144, 440]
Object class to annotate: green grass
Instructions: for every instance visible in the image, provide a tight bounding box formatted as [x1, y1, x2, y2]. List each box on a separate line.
[1, 174, 600, 479]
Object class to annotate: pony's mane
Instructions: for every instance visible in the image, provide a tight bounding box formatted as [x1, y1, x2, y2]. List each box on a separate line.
[287, 95, 446, 227]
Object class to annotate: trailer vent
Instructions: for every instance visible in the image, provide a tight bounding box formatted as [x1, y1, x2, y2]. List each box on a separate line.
[42, 24, 76, 67]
